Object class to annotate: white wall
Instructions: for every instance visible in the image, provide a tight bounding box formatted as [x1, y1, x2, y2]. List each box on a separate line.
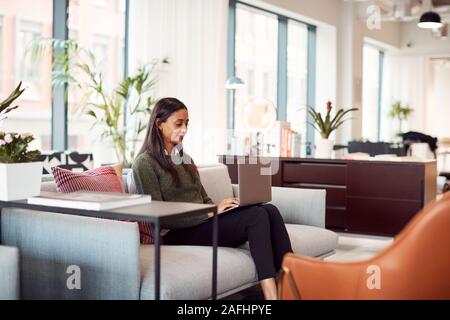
[400, 21, 450, 55]
[128, 0, 229, 165]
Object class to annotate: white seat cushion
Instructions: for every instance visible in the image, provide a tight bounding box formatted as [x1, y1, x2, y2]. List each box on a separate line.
[41, 181, 58, 192]
[139, 245, 257, 300]
[0, 246, 20, 300]
[139, 225, 338, 300]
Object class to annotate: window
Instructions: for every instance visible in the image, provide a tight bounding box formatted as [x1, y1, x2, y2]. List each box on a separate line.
[229, 1, 316, 154]
[234, 3, 278, 132]
[17, 20, 44, 99]
[91, 34, 111, 81]
[92, 0, 111, 8]
[0, 16, 4, 92]
[286, 20, 308, 136]
[0, 0, 53, 151]
[67, 0, 126, 154]
[0, 0, 128, 154]
[117, 37, 125, 81]
[118, 0, 127, 13]
[362, 44, 384, 142]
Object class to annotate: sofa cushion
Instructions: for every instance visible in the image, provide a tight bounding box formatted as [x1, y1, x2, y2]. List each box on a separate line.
[139, 245, 257, 300]
[2, 208, 141, 299]
[41, 181, 58, 192]
[0, 246, 19, 300]
[239, 224, 338, 258]
[139, 225, 338, 300]
[197, 164, 234, 204]
[51, 165, 124, 193]
[124, 165, 233, 203]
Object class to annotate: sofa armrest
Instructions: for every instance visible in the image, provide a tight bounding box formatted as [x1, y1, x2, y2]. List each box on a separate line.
[0, 245, 19, 300]
[232, 184, 326, 228]
[1, 208, 141, 300]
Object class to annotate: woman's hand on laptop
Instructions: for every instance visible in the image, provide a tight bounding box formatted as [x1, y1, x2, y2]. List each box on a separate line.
[218, 198, 240, 212]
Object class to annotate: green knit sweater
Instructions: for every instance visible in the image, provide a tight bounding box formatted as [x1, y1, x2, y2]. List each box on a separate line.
[132, 151, 214, 229]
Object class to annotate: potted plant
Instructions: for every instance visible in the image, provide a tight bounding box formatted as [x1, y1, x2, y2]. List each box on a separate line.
[30, 39, 167, 166]
[308, 101, 358, 158]
[388, 101, 414, 138]
[0, 82, 43, 201]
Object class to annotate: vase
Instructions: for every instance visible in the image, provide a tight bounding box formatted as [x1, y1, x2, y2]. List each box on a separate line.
[315, 139, 334, 159]
[0, 162, 43, 201]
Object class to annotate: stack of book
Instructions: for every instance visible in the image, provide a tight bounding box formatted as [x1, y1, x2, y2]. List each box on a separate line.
[264, 121, 302, 157]
[28, 191, 152, 210]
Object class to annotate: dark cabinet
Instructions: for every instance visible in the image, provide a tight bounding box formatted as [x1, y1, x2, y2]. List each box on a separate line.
[219, 155, 437, 236]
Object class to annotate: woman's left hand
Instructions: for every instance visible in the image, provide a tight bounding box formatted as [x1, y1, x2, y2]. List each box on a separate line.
[217, 198, 240, 212]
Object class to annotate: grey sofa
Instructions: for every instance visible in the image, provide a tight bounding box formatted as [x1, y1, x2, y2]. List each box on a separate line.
[0, 245, 19, 300]
[0, 164, 338, 300]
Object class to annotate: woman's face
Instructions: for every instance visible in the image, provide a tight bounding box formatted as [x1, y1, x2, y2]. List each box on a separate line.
[158, 108, 189, 146]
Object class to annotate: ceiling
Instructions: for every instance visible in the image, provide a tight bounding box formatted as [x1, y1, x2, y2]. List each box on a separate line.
[349, 0, 450, 22]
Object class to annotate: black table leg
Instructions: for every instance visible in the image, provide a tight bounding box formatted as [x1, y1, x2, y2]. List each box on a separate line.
[154, 221, 160, 300]
[212, 211, 218, 300]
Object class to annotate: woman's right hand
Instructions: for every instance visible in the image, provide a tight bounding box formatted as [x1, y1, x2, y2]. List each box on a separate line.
[218, 198, 240, 212]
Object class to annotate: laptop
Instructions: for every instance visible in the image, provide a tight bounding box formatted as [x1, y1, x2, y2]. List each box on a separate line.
[219, 162, 272, 214]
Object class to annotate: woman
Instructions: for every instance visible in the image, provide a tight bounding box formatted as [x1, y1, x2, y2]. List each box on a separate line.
[132, 97, 293, 300]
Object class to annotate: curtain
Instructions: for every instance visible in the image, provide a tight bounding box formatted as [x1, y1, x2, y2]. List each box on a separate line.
[381, 54, 427, 142]
[128, 0, 229, 165]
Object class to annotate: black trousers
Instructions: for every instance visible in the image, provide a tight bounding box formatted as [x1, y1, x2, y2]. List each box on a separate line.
[162, 203, 293, 280]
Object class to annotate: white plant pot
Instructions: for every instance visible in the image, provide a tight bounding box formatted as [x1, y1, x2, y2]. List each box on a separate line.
[315, 139, 334, 159]
[0, 162, 43, 201]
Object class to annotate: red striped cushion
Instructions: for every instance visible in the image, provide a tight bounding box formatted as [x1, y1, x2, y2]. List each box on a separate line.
[51, 166, 155, 244]
[51, 166, 124, 193]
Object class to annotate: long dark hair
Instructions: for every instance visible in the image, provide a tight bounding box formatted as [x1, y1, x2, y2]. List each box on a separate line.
[137, 97, 198, 187]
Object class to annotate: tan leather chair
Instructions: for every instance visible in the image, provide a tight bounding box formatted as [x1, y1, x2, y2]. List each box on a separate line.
[279, 192, 450, 300]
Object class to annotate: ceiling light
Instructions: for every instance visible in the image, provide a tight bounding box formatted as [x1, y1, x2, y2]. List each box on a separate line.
[418, 11, 443, 29]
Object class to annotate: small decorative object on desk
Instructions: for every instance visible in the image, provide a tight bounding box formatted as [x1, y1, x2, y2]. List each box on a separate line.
[28, 191, 152, 211]
[308, 101, 358, 158]
[0, 82, 43, 201]
[388, 101, 414, 138]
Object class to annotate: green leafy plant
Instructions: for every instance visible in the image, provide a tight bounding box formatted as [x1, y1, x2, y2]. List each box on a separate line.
[0, 132, 41, 163]
[29, 38, 168, 166]
[308, 101, 358, 139]
[0, 82, 25, 122]
[388, 101, 413, 135]
[0, 83, 41, 163]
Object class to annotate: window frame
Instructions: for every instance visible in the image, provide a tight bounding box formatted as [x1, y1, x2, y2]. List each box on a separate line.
[362, 43, 385, 142]
[51, 0, 129, 151]
[15, 18, 45, 101]
[227, 0, 317, 155]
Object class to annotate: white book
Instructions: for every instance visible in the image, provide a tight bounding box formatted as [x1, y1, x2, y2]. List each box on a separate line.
[27, 191, 152, 211]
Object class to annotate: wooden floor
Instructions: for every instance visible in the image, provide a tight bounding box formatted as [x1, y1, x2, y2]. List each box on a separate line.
[220, 285, 265, 300]
[221, 233, 393, 300]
